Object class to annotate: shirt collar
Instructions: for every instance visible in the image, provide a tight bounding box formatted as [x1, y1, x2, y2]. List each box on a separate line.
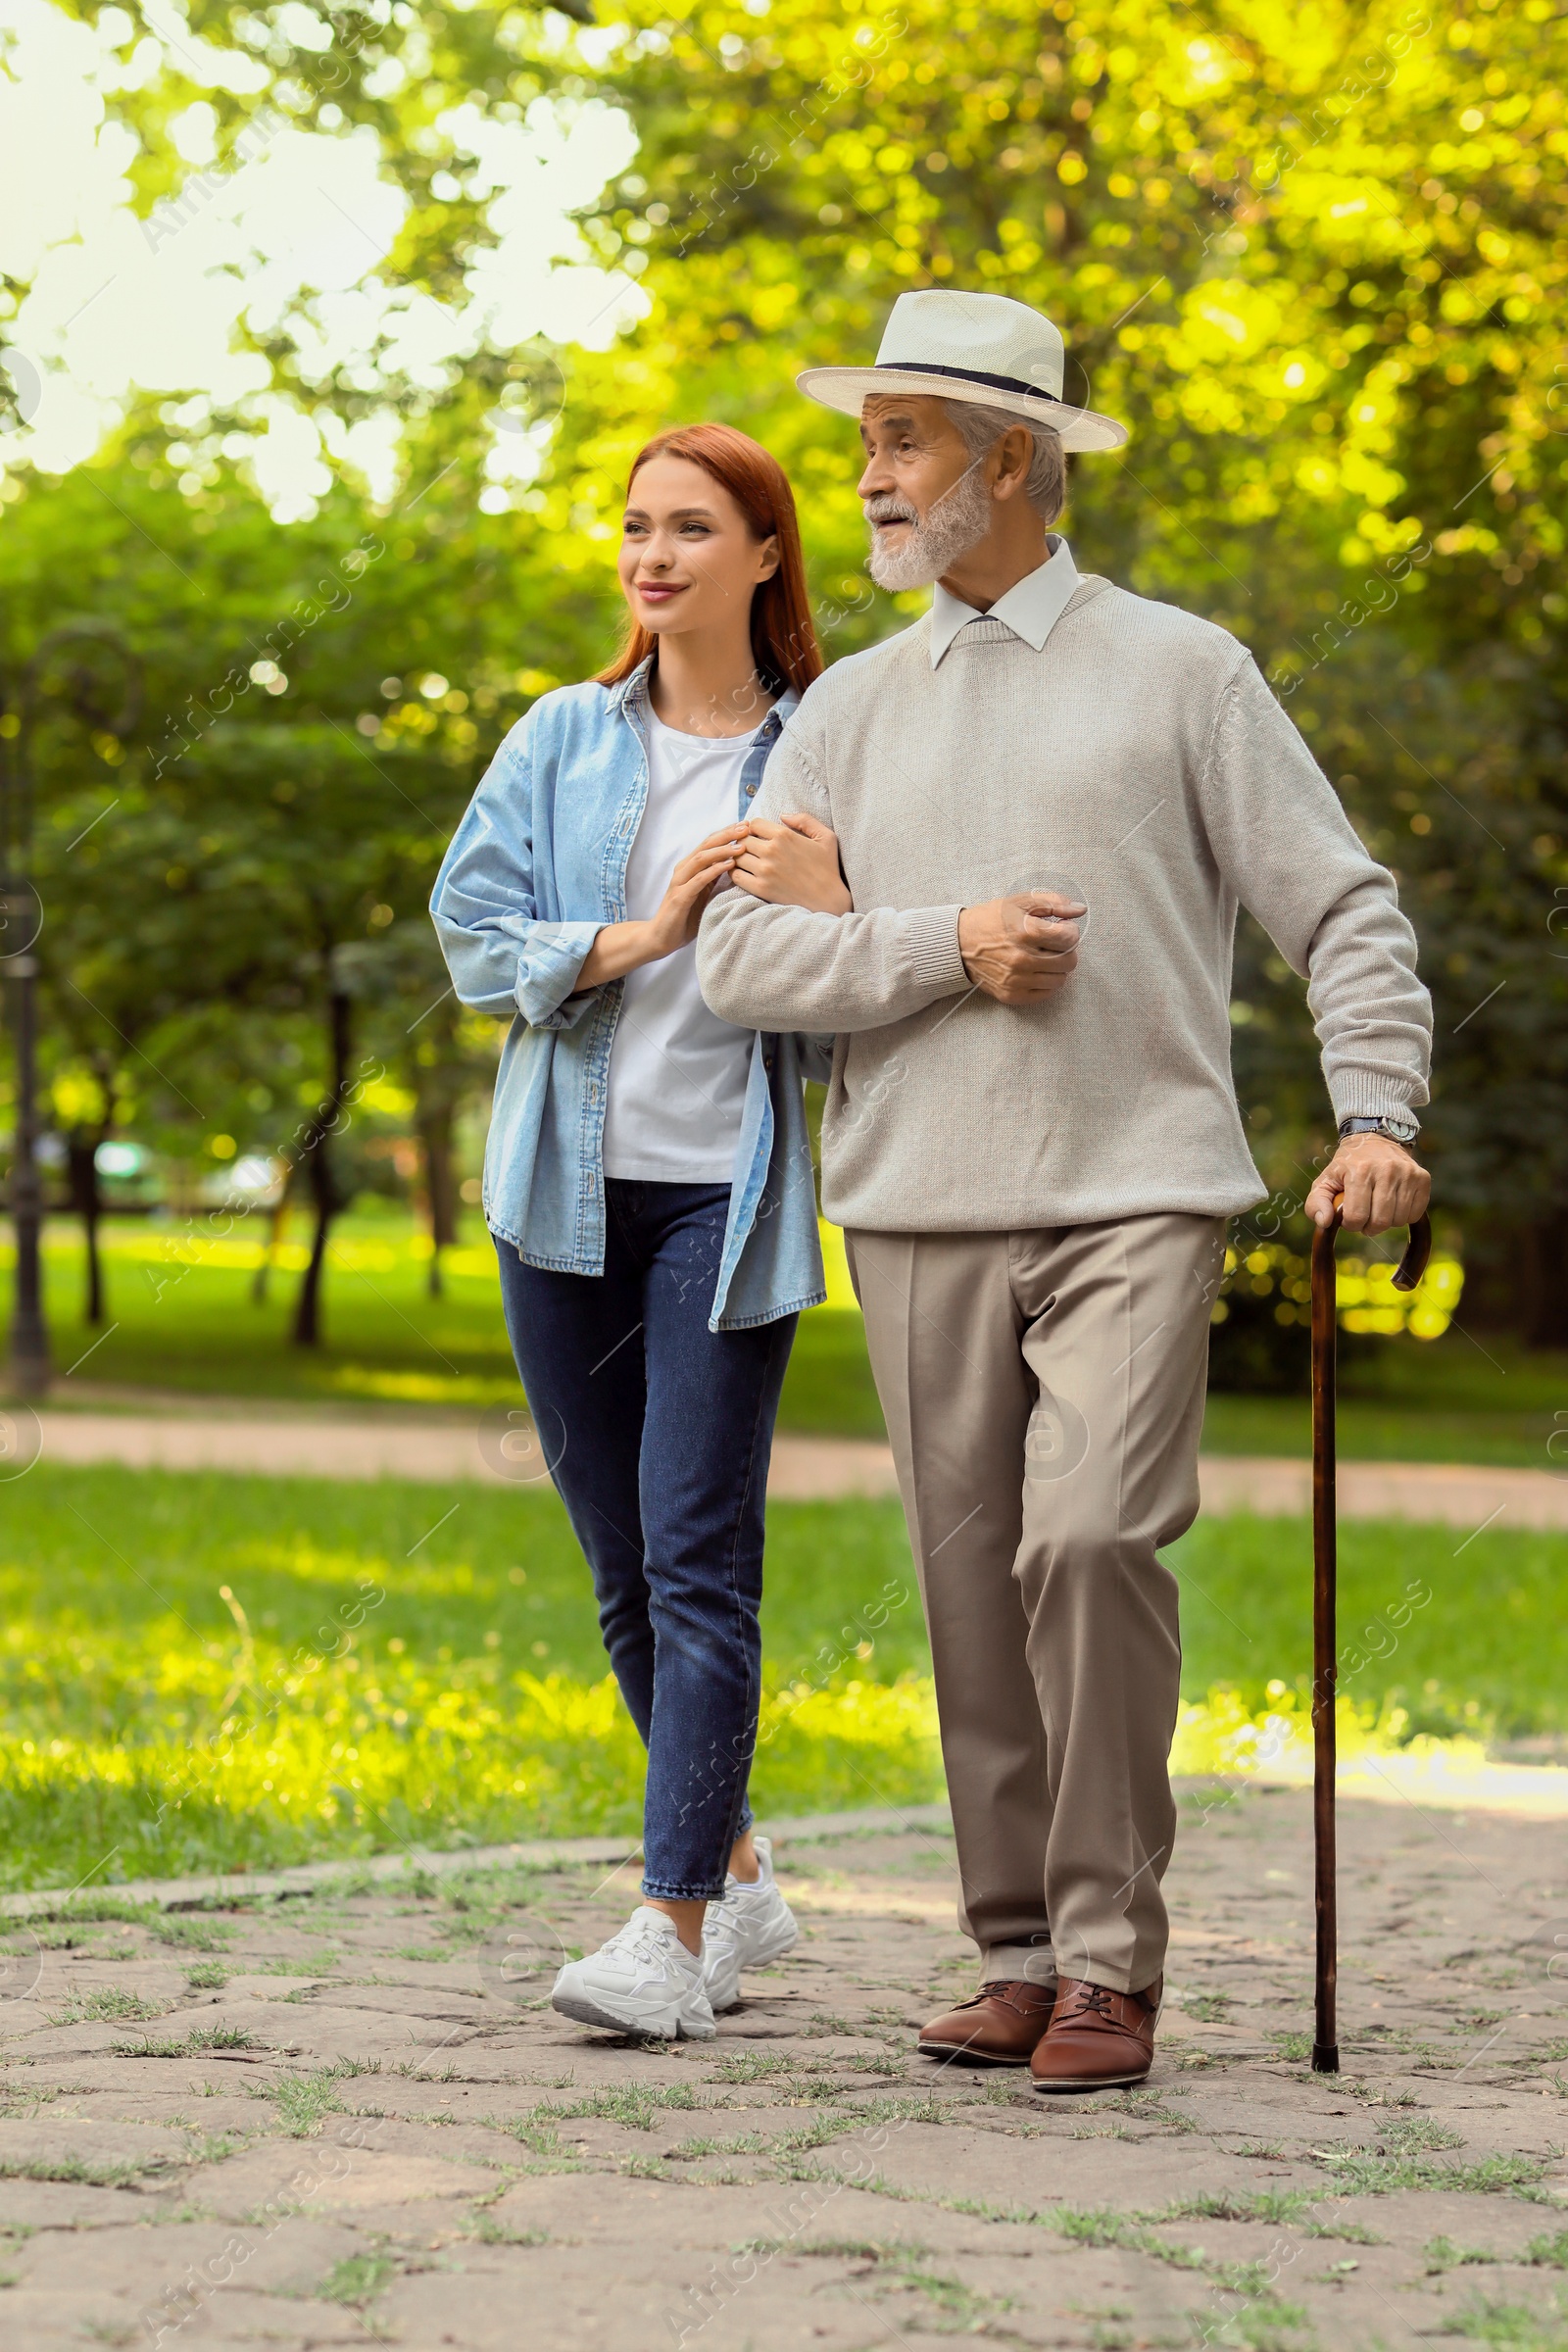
[928, 536, 1080, 669]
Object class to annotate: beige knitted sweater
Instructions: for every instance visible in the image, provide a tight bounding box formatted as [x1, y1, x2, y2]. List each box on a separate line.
[697, 574, 1432, 1234]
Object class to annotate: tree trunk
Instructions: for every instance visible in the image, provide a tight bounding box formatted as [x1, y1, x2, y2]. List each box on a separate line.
[251, 1170, 292, 1305]
[292, 990, 354, 1348]
[67, 1130, 105, 1326]
[418, 1102, 458, 1298]
[1464, 1207, 1568, 1348]
[1526, 1208, 1568, 1351]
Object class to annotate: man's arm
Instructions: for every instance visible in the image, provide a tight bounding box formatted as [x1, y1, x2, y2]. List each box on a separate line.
[1200, 656, 1433, 1235]
[698, 724, 971, 1031]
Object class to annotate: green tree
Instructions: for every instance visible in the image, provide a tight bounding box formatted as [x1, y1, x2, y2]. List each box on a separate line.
[12, 0, 1568, 1346]
[336, 919, 498, 1295]
[570, 0, 1568, 1334]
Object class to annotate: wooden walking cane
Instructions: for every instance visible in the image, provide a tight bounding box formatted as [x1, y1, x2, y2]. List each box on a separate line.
[1309, 1195, 1432, 2074]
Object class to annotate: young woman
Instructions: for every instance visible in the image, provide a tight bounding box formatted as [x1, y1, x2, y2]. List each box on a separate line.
[431, 424, 850, 2039]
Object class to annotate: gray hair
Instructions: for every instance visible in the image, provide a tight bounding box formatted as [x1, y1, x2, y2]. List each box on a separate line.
[944, 397, 1066, 525]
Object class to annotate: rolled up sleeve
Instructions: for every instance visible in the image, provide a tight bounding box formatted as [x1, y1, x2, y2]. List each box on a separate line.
[430, 719, 604, 1031]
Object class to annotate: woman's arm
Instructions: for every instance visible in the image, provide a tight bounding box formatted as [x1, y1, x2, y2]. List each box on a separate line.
[570, 827, 747, 993]
[431, 719, 605, 1030]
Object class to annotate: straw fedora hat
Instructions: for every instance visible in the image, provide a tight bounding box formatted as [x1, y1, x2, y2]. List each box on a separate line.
[797, 289, 1128, 454]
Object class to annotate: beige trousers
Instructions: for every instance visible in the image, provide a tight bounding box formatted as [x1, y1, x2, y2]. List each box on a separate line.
[846, 1214, 1226, 1995]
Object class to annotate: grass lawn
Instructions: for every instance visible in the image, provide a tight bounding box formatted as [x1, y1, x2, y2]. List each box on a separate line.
[1, 1463, 1561, 1893]
[5, 1208, 878, 1434]
[7, 1211, 1566, 1466]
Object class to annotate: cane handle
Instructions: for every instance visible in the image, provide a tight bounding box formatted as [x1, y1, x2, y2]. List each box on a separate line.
[1322, 1195, 1432, 1293]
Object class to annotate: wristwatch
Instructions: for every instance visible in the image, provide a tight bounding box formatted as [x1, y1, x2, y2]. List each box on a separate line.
[1339, 1112, 1420, 1147]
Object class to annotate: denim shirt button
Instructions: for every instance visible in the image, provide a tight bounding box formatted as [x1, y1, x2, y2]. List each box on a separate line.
[745, 782, 758, 798]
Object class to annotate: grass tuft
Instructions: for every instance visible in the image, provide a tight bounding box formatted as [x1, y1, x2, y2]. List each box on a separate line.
[1307, 2118, 1545, 2198]
[147, 1918, 235, 1951]
[317, 2252, 396, 2307]
[268, 2071, 346, 2137]
[1159, 2191, 1381, 2243]
[1447, 2298, 1568, 2348]
[1427, 2237, 1502, 2274]
[47, 1987, 172, 2028]
[533, 2084, 705, 2132]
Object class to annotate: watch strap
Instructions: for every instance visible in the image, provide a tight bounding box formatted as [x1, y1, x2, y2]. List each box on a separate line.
[1339, 1113, 1419, 1144]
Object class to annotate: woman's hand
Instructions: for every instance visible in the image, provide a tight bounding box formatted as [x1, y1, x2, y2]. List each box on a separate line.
[646, 829, 749, 955]
[731, 813, 853, 914]
[571, 827, 745, 993]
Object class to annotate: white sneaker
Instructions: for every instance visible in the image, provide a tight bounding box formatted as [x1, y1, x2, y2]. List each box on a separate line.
[702, 1837, 800, 2014]
[551, 1906, 716, 2040]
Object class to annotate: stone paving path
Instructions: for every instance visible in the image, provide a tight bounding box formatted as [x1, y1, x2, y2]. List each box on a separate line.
[1, 1788, 1564, 2350]
[16, 1399, 1568, 1524]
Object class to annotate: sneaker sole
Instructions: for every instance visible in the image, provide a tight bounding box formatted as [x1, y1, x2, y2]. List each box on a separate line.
[739, 1921, 800, 1968]
[553, 1992, 715, 2042]
[704, 1915, 801, 2012]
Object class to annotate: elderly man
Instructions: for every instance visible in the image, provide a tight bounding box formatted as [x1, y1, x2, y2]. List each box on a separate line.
[698, 288, 1432, 2090]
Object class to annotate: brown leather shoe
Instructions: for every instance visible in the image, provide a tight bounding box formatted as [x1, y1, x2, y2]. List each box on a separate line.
[1029, 1975, 1161, 2091]
[918, 1979, 1056, 2067]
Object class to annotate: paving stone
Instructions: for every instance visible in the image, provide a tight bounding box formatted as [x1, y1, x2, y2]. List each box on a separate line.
[0, 1790, 1563, 2347]
[0, 2179, 156, 2230]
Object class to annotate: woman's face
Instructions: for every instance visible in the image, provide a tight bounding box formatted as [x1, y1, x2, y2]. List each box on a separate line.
[617, 455, 779, 648]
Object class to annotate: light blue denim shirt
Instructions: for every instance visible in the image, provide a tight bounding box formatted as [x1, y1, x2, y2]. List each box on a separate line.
[430, 661, 828, 1330]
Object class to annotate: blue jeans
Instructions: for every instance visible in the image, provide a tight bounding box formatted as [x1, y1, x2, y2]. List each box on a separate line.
[495, 1181, 797, 1902]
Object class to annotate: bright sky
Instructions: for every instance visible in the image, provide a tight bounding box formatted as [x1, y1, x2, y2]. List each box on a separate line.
[0, 0, 646, 517]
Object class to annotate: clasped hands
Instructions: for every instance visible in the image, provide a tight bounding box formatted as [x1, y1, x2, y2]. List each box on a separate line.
[671, 811, 853, 935]
[572, 812, 850, 992]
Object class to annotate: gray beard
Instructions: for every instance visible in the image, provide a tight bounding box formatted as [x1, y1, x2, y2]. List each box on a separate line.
[865, 462, 993, 592]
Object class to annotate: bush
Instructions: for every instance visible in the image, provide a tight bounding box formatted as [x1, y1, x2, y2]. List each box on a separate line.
[1206, 1240, 1313, 1393]
[1205, 1237, 1463, 1394]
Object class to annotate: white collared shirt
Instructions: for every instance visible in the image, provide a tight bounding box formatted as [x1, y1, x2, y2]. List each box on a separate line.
[927, 535, 1081, 668]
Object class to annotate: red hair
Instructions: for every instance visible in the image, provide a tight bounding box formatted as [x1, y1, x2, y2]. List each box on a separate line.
[597, 422, 823, 696]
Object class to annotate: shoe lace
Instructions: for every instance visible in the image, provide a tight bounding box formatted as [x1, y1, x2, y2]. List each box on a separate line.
[606, 1916, 680, 1970]
[1062, 1983, 1121, 2025]
[704, 1890, 747, 1951]
[963, 1981, 1023, 2007]
[707, 1870, 769, 1942]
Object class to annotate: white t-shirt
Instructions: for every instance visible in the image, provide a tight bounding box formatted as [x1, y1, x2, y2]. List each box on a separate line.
[599, 710, 757, 1185]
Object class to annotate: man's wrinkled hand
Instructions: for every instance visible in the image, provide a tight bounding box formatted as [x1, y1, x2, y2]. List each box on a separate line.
[957, 892, 1084, 1004]
[1305, 1134, 1431, 1236]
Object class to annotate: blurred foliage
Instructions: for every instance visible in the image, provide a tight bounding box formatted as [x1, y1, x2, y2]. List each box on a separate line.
[1207, 1231, 1463, 1392]
[4, 0, 1568, 1341]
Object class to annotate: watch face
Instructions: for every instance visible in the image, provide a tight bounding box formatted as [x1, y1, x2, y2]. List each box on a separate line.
[1383, 1116, 1419, 1144]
